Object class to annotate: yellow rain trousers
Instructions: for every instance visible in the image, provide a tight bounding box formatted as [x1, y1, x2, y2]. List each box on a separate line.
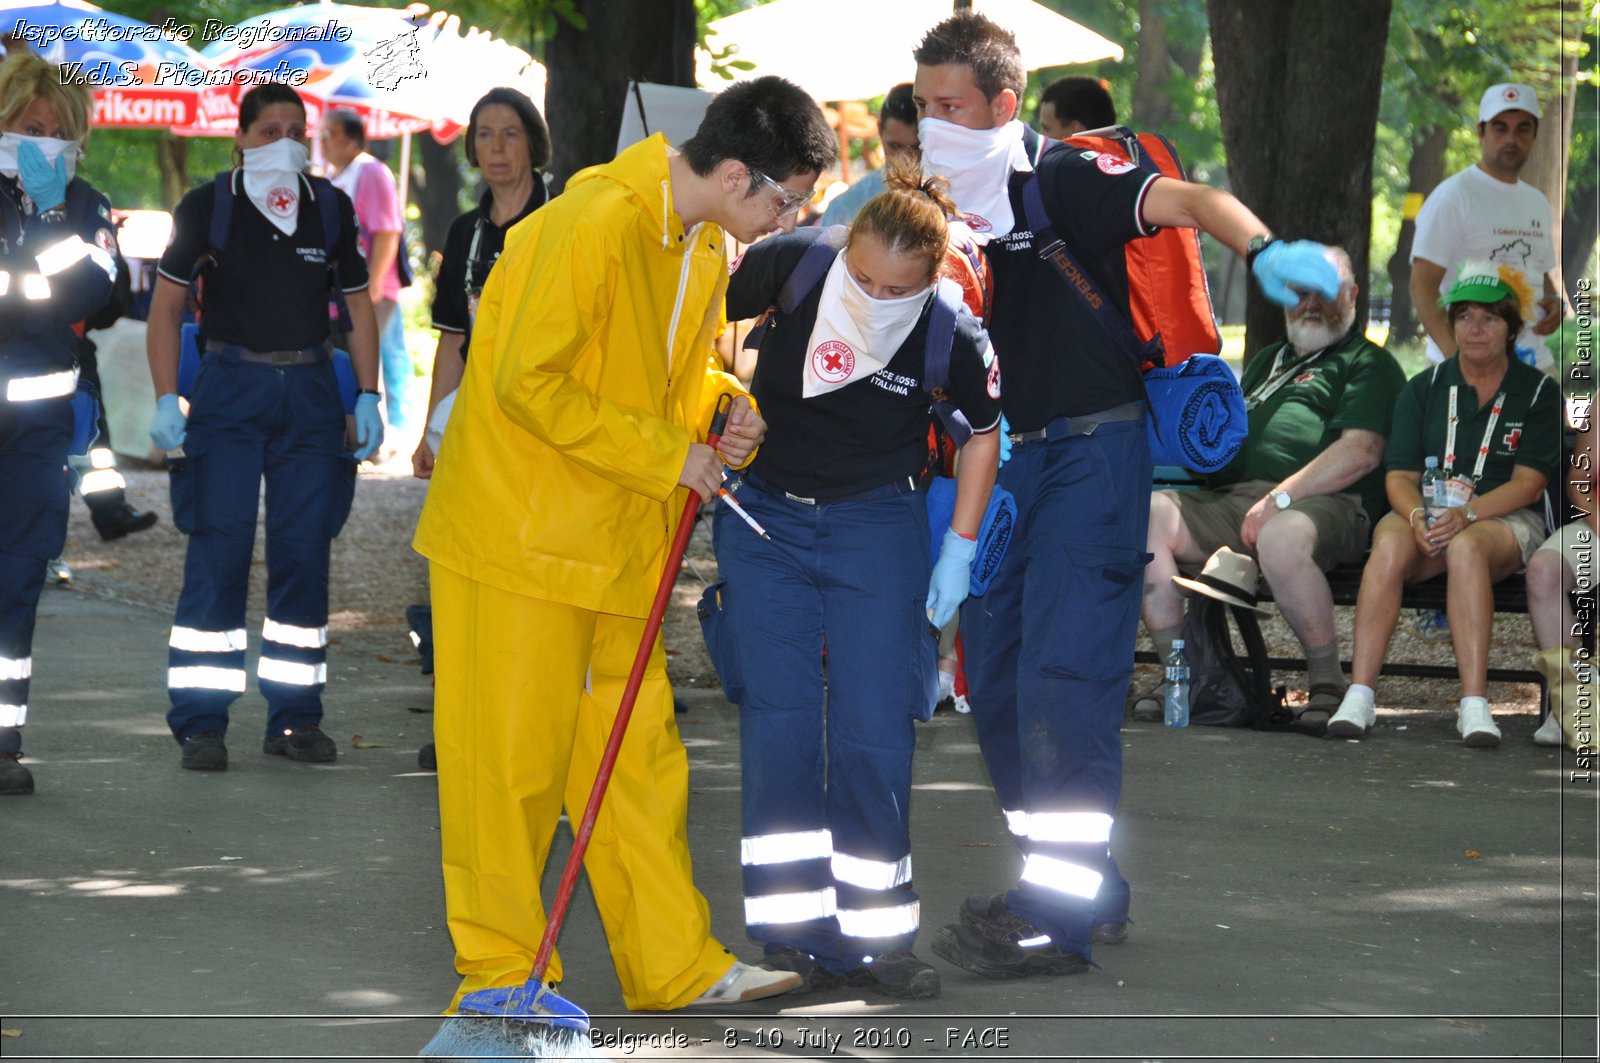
[414, 134, 751, 1011]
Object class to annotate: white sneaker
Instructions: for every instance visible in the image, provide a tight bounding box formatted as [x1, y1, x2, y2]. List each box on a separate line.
[686, 961, 801, 1006]
[45, 557, 72, 585]
[1532, 712, 1565, 747]
[953, 693, 971, 715]
[1457, 698, 1501, 748]
[1326, 689, 1376, 738]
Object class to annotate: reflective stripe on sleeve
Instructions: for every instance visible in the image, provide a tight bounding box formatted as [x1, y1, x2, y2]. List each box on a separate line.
[169, 627, 248, 653]
[0, 656, 31, 682]
[836, 900, 919, 939]
[6, 367, 77, 401]
[261, 619, 329, 649]
[740, 829, 833, 867]
[35, 235, 89, 276]
[167, 665, 247, 692]
[22, 273, 50, 300]
[1020, 853, 1103, 900]
[1026, 812, 1113, 844]
[832, 851, 912, 891]
[0, 703, 26, 727]
[256, 657, 327, 687]
[743, 888, 836, 926]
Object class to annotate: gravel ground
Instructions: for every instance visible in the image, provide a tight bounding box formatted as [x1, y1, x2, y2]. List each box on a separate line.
[58, 461, 1544, 724]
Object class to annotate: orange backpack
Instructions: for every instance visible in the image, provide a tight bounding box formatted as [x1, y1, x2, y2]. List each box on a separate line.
[1057, 127, 1220, 371]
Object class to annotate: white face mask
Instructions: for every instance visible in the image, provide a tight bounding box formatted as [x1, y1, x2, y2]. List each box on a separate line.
[0, 133, 79, 182]
[239, 138, 310, 235]
[917, 118, 1031, 238]
[802, 252, 932, 398]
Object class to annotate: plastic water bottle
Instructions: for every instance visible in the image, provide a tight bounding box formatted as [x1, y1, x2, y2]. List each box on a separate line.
[1421, 456, 1444, 526]
[1163, 639, 1190, 728]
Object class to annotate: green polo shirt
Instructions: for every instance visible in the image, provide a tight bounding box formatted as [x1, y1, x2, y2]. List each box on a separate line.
[1209, 330, 1406, 522]
[1385, 357, 1561, 506]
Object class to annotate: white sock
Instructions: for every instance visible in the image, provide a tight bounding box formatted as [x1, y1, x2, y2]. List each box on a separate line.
[938, 670, 955, 700]
[1344, 683, 1375, 707]
[1458, 695, 1489, 712]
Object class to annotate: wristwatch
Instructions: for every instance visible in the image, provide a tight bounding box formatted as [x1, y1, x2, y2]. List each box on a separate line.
[1269, 488, 1292, 510]
[1246, 234, 1278, 269]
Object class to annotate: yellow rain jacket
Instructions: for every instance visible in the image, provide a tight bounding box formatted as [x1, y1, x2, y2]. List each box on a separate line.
[415, 134, 748, 616]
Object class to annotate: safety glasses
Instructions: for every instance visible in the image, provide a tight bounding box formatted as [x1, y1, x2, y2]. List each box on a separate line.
[748, 168, 811, 220]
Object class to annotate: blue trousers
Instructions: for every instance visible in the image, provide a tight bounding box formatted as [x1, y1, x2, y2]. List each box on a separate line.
[960, 416, 1151, 958]
[166, 354, 356, 743]
[377, 298, 412, 434]
[0, 395, 72, 754]
[712, 478, 935, 971]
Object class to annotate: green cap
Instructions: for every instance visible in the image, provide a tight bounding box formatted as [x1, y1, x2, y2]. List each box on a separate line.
[1442, 262, 1514, 307]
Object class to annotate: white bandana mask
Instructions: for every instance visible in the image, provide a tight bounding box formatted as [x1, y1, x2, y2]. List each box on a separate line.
[0, 133, 79, 182]
[917, 118, 1031, 238]
[240, 139, 310, 236]
[802, 251, 932, 398]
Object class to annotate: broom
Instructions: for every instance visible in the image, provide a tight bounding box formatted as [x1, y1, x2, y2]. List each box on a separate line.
[421, 397, 735, 1062]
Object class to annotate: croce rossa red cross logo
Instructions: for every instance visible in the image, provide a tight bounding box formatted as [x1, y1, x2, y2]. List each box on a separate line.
[267, 186, 298, 218]
[1502, 427, 1521, 451]
[812, 339, 855, 382]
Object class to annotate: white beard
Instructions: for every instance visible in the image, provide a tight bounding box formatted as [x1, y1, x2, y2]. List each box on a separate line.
[1285, 307, 1355, 354]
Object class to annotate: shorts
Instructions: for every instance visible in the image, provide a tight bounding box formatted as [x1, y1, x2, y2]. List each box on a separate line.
[1495, 507, 1550, 565]
[1168, 479, 1370, 571]
[1533, 520, 1598, 588]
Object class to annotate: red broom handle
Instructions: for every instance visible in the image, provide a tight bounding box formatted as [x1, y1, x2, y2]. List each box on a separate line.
[531, 393, 734, 982]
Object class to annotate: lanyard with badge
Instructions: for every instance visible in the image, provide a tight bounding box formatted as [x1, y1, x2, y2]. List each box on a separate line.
[1441, 385, 1506, 505]
[464, 214, 493, 330]
[1244, 345, 1327, 411]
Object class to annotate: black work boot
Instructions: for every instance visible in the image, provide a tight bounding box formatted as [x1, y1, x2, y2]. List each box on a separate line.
[933, 920, 1090, 980]
[91, 500, 159, 541]
[0, 750, 34, 795]
[263, 725, 337, 763]
[845, 948, 940, 998]
[961, 891, 1129, 945]
[417, 742, 436, 770]
[760, 946, 847, 993]
[180, 731, 228, 772]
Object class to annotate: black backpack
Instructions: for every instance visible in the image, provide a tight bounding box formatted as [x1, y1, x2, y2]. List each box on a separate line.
[1180, 595, 1312, 733]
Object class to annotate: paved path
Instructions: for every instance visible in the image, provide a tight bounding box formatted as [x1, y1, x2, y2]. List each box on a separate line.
[5, 586, 1596, 1061]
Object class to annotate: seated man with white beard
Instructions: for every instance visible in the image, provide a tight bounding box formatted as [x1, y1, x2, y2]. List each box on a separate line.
[1138, 245, 1406, 726]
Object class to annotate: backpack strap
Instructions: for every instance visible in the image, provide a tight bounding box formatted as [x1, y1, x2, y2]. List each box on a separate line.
[1021, 173, 1163, 370]
[307, 175, 353, 335]
[924, 278, 971, 448]
[742, 225, 849, 351]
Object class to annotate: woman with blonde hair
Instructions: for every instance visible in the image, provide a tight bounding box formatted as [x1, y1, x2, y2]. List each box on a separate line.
[713, 165, 1002, 997]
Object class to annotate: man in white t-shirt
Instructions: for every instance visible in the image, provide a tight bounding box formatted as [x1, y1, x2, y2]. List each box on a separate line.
[1410, 83, 1564, 372]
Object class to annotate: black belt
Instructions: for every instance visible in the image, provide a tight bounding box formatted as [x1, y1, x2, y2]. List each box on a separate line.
[1006, 401, 1143, 446]
[741, 471, 918, 507]
[204, 339, 328, 366]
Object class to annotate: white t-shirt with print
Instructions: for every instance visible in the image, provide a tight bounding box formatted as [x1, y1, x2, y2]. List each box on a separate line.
[1411, 164, 1555, 371]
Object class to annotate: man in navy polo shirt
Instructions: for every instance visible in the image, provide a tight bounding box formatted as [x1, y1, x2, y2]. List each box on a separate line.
[912, 10, 1340, 979]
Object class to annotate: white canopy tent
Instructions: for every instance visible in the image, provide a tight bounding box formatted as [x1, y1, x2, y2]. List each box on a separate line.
[696, 0, 1122, 101]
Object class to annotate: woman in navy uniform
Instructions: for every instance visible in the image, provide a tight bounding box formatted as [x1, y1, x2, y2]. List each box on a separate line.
[411, 87, 550, 479]
[715, 168, 1001, 997]
[0, 54, 120, 795]
[145, 83, 382, 772]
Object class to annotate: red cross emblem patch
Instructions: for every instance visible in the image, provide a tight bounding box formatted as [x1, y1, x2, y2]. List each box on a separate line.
[1502, 427, 1521, 450]
[267, 186, 298, 217]
[812, 339, 855, 382]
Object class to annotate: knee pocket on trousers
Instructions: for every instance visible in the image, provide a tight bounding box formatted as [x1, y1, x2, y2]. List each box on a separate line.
[168, 447, 203, 536]
[697, 578, 746, 703]
[1041, 545, 1150, 680]
[325, 455, 357, 537]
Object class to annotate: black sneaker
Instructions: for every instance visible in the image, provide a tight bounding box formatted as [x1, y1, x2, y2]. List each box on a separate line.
[761, 946, 847, 992]
[845, 948, 940, 999]
[932, 922, 1089, 980]
[180, 731, 228, 772]
[961, 892, 1129, 945]
[418, 742, 436, 770]
[263, 726, 337, 763]
[92, 503, 159, 542]
[1, 751, 34, 794]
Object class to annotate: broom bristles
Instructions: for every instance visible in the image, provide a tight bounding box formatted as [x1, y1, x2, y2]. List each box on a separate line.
[420, 1014, 610, 1061]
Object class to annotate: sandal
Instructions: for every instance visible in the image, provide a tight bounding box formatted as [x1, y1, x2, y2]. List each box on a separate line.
[1296, 682, 1347, 728]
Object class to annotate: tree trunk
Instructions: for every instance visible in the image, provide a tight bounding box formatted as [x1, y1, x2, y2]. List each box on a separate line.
[546, 0, 697, 193]
[1207, 0, 1393, 366]
[1132, 0, 1173, 130]
[1515, 1, 1582, 298]
[414, 133, 464, 260]
[1385, 126, 1450, 344]
[155, 135, 188, 208]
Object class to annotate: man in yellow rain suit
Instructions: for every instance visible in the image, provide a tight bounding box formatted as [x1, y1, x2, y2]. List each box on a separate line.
[414, 76, 837, 1012]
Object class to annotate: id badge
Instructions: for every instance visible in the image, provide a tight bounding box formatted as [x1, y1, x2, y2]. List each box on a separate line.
[1442, 474, 1476, 508]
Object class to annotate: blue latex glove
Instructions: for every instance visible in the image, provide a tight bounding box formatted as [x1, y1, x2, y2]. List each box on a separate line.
[149, 393, 186, 451]
[998, 414, 1013, 468]
[926, 529, 977, 629]
[353, 392, 385, 461]
[17, 140, 69, 213]
[1250, 239, 1341, 307]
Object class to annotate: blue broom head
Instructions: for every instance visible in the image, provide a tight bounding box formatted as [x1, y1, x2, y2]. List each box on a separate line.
[419, 1014, 608, 1061]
